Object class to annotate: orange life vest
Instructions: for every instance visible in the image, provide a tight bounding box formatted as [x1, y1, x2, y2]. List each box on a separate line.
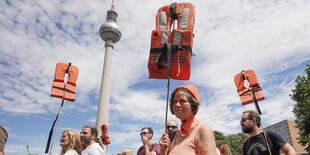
[100, 124, 111, 145]
[234, 70, 265, 105]
[51, 63, 79, 102]
[148, 2, 195, 80]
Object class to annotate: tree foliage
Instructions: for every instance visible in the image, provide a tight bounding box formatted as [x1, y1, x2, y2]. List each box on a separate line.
[214, 130, 248, 155]
[290, 64, 310, 153]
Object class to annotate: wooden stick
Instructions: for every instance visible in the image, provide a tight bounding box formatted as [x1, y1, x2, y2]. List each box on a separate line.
[49, 98, 64, 155]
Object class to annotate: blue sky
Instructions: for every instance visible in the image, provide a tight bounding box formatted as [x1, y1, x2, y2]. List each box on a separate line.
[0, 0, 310, 154]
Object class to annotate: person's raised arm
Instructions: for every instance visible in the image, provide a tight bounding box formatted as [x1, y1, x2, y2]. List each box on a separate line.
[142, 135, 154, 155]
[280, 143, 297, 155]
[197, 125, 217, 155]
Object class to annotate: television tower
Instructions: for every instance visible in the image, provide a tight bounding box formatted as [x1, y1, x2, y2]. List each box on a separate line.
[96, 0, 121, 150]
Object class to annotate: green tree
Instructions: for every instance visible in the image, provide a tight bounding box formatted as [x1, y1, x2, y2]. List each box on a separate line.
[290, 64, 310, 153]
[227, 132, 248, 155]
[214, 130, 229, 149]
[214, 131, 248, 155]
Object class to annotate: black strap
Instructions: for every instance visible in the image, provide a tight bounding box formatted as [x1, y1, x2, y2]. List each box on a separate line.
[150, 46, 192, 54]
[136, 143, 157, 154]
[153, 44, 192, 69]
[45, 113, 60, 153]
[239, 86, 261, 96]
[252, 86, 262, 114]
[66, 62, 71, 74]
[170, 2, 177, 20]
[241, 70, 246, 80]
[149, 143, 156, 152]
[52, 86, 76, 94]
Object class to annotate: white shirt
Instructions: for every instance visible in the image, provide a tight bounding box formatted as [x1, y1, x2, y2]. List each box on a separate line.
[63, 149, 79, 155]
[216, 148, 220, 155]
[82, 143, 105, 155]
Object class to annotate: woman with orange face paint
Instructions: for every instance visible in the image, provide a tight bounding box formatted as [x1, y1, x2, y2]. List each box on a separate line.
[159, 85, 217, 155]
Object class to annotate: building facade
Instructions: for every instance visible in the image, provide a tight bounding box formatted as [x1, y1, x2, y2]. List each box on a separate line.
[265, 120, 307, 154]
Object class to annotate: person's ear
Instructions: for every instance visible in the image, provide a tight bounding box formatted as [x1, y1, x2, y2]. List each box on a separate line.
[252, 118, 257, 125]
[91, 134, 96, 140]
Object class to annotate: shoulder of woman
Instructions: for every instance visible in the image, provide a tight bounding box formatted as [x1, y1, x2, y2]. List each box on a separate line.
[197, 124, 214, 136]
[64, 150, 79, 155]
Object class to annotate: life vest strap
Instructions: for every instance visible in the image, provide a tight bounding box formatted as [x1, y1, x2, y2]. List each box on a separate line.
[66, 62, 72, 74]
[239, 86, 261, 96]
[52, 86, 76, 94]
[150, 45, 192, 54]
[153, 44, 192, 69]
[170, 2, 177, 20]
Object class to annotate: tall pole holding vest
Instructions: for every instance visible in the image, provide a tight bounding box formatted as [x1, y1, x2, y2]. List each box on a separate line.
[97, 0, 121, 151]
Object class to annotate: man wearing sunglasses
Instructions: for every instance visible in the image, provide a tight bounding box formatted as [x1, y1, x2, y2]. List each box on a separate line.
[166, 121, 178, 133]
[137, 127, 160, 155]
[166, 120, 178, 142]
[240, 110, 296, 155]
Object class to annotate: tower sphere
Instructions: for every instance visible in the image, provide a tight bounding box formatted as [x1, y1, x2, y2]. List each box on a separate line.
[99, 8, 121, 43]
[99, 21, 121, 43]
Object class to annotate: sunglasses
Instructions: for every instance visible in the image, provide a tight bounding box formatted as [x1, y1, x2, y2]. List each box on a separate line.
[140, 132, 149, 136]
[167, 126, 177, 129]
[240, 118, 251, 123]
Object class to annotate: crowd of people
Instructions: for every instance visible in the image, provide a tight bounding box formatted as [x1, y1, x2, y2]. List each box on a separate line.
[0, 85, 298, 155]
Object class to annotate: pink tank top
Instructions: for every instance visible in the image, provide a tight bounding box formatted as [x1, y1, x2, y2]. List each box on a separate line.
[169, 123, 204, 155]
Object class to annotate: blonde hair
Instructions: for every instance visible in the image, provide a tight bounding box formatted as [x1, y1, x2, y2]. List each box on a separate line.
[61, 129, 82, 154]
[222, 144, 232, 155]
[122, 148, 134, 155]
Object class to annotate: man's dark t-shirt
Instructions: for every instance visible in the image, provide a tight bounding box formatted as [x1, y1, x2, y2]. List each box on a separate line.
[242, 130, 287, 155]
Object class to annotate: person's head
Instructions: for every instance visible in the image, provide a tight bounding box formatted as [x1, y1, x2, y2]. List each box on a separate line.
[167, 120, 178, 132]
[170, 85, 200, 121]
[220, 144, 232, 155]
[140, 127, 153, 141]
[60, 129, 82, 154]
[122, 148, 134, 155]
[80, 125, 98, 147]
[240, 110, 261, 133]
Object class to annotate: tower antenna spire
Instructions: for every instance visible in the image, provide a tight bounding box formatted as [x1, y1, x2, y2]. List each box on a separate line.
[111, 0, 115, 9]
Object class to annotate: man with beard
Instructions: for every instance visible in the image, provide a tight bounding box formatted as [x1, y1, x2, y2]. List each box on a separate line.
[240, 110, 296, 155]
[80, 125, 105, 155]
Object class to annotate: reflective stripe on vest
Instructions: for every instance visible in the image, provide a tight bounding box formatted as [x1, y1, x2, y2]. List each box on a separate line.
[160, 11, 168, 30]
[234, 70, 265, 105]
[157, 5, 172, 30]
[181, 8, 190, 29]
[51, 63, 79, 102]
[148, 2, 195, 80]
